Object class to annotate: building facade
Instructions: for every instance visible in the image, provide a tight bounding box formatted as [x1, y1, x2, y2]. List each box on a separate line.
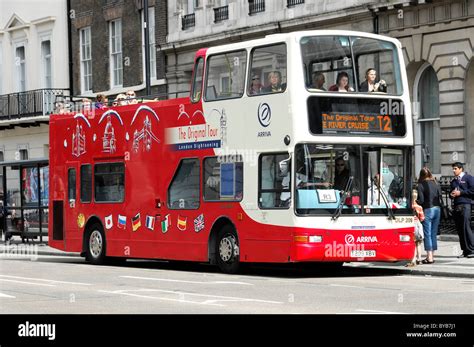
[0, 0, 70, 163]
[164, 0, 474, 176]
[69, 0, 167, 99]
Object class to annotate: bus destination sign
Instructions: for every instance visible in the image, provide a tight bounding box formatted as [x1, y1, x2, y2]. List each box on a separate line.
[321, 113, 392, 134]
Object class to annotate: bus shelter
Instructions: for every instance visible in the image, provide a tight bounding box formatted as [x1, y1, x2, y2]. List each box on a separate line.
[0, 158, 49, 243]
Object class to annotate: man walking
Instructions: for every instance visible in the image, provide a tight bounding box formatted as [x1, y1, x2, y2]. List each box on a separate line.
[450, 162, 474, 258]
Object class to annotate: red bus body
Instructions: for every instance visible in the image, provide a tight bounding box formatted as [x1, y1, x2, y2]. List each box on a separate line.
[48, 32, 415, 271]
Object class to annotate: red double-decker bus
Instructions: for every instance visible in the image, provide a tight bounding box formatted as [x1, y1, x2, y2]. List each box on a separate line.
[49, 30, 415, 273]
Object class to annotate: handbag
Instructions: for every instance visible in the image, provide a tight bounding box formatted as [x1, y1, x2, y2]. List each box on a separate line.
[414, 220, 424, 241]
[437, 185, 450, 221]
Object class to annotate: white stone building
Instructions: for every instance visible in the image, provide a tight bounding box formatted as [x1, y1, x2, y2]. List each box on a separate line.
[0, 0, 70, 163]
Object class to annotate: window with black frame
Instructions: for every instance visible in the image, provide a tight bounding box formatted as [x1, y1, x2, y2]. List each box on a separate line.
[94, 163, 125, 203]
[80, 164, 92, 203]
[68, 168, 76, 201]
[168, 158, 200, 209]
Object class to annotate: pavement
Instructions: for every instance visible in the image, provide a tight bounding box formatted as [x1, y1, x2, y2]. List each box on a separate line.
[0, 234, 472, 278]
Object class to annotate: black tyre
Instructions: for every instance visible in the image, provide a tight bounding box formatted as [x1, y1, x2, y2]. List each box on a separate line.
[216, 225, 240, 274]
[85, 223, 106, 265]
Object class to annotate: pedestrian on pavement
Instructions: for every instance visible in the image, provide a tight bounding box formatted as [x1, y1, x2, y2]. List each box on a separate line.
[450, 162, 474, 258]
[406, 190, 424, 267]
[416, 167, 442, 264]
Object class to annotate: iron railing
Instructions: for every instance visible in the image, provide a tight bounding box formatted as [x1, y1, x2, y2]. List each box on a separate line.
[287, 0, 304, 7]
[249, 0, 265, 15]
[182, 13, 196, 30]
[0, 89, 70, 121]
[214, 5, 229, 23]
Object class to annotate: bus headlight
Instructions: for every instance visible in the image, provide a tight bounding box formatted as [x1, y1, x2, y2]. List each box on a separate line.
[309, 235, 323, 243]
[399, 235, 411, 242]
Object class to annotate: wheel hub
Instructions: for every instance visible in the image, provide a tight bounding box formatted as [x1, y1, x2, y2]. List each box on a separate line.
[219, 236, 237, 262]
[89, 230, 103, 258]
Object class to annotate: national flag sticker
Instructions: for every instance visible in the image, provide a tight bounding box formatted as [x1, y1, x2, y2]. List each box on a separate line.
[146, 215, 155, 231]
[105, 214, 113, 230]
[132, 213, 141, 232]
[161, 214, 170, 233]
[177, 215, 187, 231]
[194, 214, 205, 233]
[118, 215, 127, 229]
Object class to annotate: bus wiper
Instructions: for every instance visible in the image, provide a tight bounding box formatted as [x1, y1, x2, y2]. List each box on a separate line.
[331, 176, 353, 221]
[374, 178, 395, 220]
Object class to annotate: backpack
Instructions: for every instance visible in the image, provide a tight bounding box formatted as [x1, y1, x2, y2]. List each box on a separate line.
[389, 175, 404, 199]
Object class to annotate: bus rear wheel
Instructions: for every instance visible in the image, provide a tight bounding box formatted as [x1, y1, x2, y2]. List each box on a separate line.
[85, 223, 106, 265]
[216, 226, 240, 274]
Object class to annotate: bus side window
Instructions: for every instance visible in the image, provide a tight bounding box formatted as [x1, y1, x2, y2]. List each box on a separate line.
[250, 43, 287, 95]
[191, 57, 204, 103]
[94, 162, 125, 203]
[80, 164, 92, 203]
[168, 158, 200, 209]
[259, 153, 291, 209]
[204, 156, 243, 202]
[205, 50, 247, 101]
[68, 168, 76, 201]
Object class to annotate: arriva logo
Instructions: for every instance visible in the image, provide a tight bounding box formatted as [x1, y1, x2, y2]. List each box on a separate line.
[345, 234, 378, 244]
[357, 236, 378, 243]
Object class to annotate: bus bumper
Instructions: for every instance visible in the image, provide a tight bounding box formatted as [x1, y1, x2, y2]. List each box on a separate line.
[290, 229, 415, 263]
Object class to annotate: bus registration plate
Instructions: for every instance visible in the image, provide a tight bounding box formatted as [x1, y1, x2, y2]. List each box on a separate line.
[350, 250, 376, 258]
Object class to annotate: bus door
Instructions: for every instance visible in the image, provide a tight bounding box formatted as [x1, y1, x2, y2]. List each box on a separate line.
[64, 163, 80, 240]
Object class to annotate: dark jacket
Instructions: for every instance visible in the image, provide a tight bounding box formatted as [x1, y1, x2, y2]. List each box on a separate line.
[416, 180, 441, 210]
[450, 173, 474, 205]
[359, 80, 387, 93]
[261, 83, 286, 93]
[334, 170, 350, 190]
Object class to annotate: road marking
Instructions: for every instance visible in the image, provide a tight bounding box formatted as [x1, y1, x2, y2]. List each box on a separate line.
[0, 274, 91, 286]
[356, 309, 407, 314]
[120, 275, 253, 286]
[0, 279, 55, 287]
[99, 288, 283, 306]
[0, 292, 16, 298]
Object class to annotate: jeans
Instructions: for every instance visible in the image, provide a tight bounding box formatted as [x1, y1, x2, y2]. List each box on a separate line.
[422, 206, 440, 251]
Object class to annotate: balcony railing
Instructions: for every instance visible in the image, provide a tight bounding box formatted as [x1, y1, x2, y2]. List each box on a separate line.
[0, 89, 70, 121]
[214, 5, 229, 23]
[181, 13, 195, 30]
[287, 0, 304, 7]
[249, 0, 265, 15]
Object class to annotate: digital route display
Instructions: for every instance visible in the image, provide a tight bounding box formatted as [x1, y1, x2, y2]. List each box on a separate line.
[321, 113, 392, 133]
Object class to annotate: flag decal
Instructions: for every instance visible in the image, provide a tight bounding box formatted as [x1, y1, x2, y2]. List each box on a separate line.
[146, 215, 155, 230]
[132, 213, 141, 232]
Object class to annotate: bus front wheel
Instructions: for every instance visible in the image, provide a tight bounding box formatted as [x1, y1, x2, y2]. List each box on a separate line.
[216, 226, 240, 274]
[85, 223, 106, 265]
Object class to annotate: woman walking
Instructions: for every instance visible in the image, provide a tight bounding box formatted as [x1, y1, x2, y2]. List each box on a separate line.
[416, 167, 442, 264]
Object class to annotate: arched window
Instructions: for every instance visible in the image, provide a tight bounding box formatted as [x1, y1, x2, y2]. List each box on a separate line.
[416, 65, 440, 174]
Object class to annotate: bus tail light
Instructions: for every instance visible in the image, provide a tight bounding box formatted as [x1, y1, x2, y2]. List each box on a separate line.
[399, 234, 411, 242]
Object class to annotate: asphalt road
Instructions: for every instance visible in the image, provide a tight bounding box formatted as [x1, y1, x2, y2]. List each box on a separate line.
[0, 255, 473, 314]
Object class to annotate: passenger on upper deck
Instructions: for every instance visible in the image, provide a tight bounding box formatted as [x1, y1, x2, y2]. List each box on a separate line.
[328, 71, 354, 92]
[261, 71, 286, 93]
[310, 72, 326, 90]
[249, 75, 262, 95]
[359, 68, 387, 93]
